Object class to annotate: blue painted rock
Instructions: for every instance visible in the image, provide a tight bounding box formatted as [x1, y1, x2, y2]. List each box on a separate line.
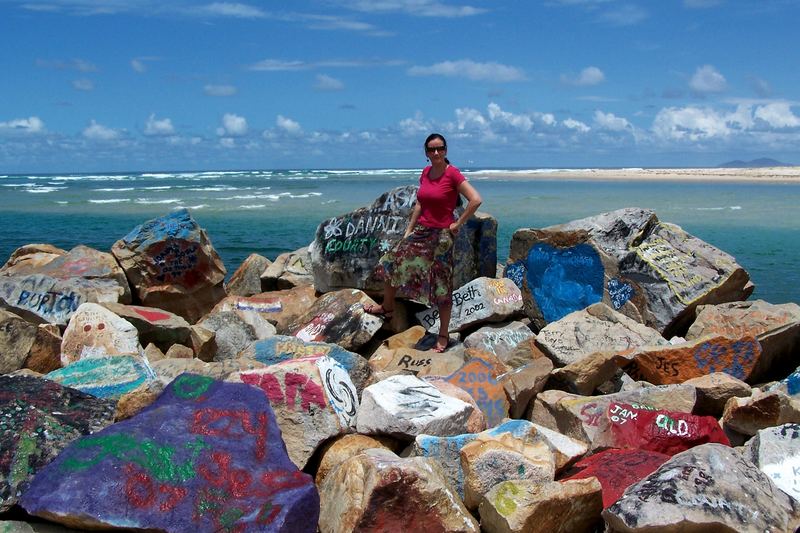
[687, 300, 800, 383]
[416, 277, 523, 333]
[111, 209, 227, 323]
[544, 208, 753, 338]
[310, 185, 497, 295]
[0, 273, 129, 325]
[60, 303, 142, 366]
[286, 289, 382, 351]
[768, 364, 800, 398]
[239, 335, 371, 392]
[233, 355, 359, 468]
[445, 357, 510, 427]
[46, 355, 156, 400]
[20, 374, 319, 532]
[0, 375, 116, 512]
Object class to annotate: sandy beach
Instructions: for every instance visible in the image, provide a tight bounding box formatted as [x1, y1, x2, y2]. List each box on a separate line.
[468, 166, 800, 183]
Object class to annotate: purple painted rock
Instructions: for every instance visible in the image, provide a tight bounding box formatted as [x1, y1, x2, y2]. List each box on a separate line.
[287, 289, 381, 351]
[111, 209, 227, 323]
[20, 374, 319, 532]
[562, 448, 670, 508]
[0, 375, 116, 512]
[100, 302, 192, 353]
[225, 253, 271, 297]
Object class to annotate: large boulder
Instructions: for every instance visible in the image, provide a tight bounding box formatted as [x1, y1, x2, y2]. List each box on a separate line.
[444, 356, 510, 427]
[210, 285, 318, 335]
[463, 321, 537, 366]
[99, 302, 192, 353]
[506, 208, 753, 338]
[225, 252, 271, 296]
[46, 355, 156, 401]
[197, 311, 263, 361]
[687, 300, 800, 382]
[60, 303, 142, 365]
[261, 247, 314, 290]
[603, 443, 800, 532]
[286, 289, 381, 351]
[20, 374, 319, 532]
[0, 243, 65, 275]
[0, 376, 116, 512]
[416, 277, 523, 333]
[310, 185, 496, 295]
[318, 449, 479, 533]
[111, 209, 226, 323]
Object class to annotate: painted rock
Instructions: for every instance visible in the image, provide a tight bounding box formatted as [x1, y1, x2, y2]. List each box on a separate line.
[318, 449, 478, 533]
[0, 309, 37, 374]
[619, 334, 761, 385]
[261, 246, 314, 291]
[744, 423, 800, 502]
[20, 374, 319, 532]
[687, 300, 800, 382]
[536, 302, 667, 367]
[232, 355, 359, 468]
[286, 289, 381, 351]
[530, 384, 697, 444]
[0, 375, 116, 512]
[445, 357, 510, 427]
[356, 374, 474, 439]
[225, 253, 271, 297]
[461, 436, 555, 510]
[315, 433, 400, 486]
[241, 335, 372, 393]
[603, 443, 800, 533]
[463, 321, 538, 368]
[46, 355, 156, 400]
[310, 185, 496, 296]
[0, 273, 128, 325]
[410, 419, 587, 499]
[768, 364, 800, 399]
[416, 277, 523, 333]
[426, 378, 487, 434]
[561, 448, 670, 508]
[722, 390, 800, 437]
[34, 245, 132, 303]
[479, 478, 603, 533]
[0, 243, 65, 275]
[111, 209, 227, 323]
[368, 345, 468, 377]
[100, 302, 191, 353]
[198, 311, 262, 361]
[592, 402, 730, 454]
[60, 303, 142, 365]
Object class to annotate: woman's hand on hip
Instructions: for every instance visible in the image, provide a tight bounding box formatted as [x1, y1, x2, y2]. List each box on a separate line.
[449, 222, 460, 235]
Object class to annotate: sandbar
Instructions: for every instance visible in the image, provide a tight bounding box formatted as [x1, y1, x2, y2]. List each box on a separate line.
[466, 167, 800, 183]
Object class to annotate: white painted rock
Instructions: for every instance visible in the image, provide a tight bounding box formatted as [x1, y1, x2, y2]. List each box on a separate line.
[744, 423, 800, 502]
[356, 374, 474, 439]
[60, 303, 141, 365]
[233, 355, 359, 468]
[416, 277, 523, 333]
[463, 321, 536, 366]
[536, 302, 667, 367]
[603, 443, 800, 533]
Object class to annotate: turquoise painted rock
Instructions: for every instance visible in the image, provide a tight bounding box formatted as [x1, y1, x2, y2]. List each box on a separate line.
[46, 355, 155, 400]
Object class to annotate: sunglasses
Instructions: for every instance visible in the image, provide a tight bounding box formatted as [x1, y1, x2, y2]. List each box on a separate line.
[426, 145, 447, 153]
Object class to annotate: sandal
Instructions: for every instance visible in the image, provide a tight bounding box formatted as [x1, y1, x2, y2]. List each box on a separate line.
[363, 303, 393, 320]
[431, 334, 449, 353]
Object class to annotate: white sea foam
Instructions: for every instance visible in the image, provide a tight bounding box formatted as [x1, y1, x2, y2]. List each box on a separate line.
[55, 201, 68, 205]
[143, 186, 173, 190]
[93, 187, 136, 192]
[730, 205, 742, 210]
[141, 173, 175, 179]
[173, 204, 209, 210]
[89, 198, 131, 204]
[135, 198, 182, 205]
[187, 186, 240, 192]
[27, 186, 66, 193]
[2, 183, 30, 187]
[239, 204, 266, 209]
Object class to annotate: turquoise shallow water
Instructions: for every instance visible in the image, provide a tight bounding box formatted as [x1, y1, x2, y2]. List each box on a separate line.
[1, 169, 798, 305]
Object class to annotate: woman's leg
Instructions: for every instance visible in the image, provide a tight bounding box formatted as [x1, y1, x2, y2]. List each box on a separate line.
[365, 281, 396, 317]
[434, 300, 452, 351]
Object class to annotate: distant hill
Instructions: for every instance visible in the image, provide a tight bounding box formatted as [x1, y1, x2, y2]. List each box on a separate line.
[717, 158, 794, 168]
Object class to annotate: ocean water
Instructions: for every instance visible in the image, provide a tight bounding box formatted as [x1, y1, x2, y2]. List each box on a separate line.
[1, 168, 798, 305]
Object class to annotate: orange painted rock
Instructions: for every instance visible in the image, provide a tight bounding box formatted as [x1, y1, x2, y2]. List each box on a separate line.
[619, 334, 761, 385]
[593, 402, 730, 455]
[562, 448, 670, 508]
[446, 357, 510, 427]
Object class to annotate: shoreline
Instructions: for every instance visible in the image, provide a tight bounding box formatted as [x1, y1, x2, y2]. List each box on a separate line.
[465, 166, 800, 183]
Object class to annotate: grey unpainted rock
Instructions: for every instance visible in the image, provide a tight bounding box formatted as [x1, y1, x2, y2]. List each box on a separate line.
[0, 309, 37, 374]
[262, 247, 314, 290]
[198, 310, 262, 360]
[225, 252, 271, 296]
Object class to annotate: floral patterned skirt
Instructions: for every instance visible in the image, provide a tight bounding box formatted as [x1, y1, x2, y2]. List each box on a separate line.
[380, 224, 454, 308]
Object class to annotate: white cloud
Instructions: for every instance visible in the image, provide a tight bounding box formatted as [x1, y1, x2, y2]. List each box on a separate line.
[314, 74, 344, 91]
[562, 66, 605, 86]
[220, 137, 236, 148]
[199, 2, 266, 18]
[0, 116, 45, 134]
[72, 78, 94, 91]
[131, 59, 147, 73]
[454, 107, 489, 130]
[399, 111, 431, 135]
[276, 115, 302, 135]
[690, 65, 727, 93]
[216, 113, 248, 136]
[652, 106, 730, 140]
[248, 59, 307, 71]
[144, 114, 175, 136]
[754, 102, 800, 128]
[408, 59, 525, 82]
[36, 58, 97, 72]
[487, 103, 533, 131]
[204, 84, 238, 96]
[594, 110, 630, 131]
[563, 118, 590, 132]
[83, 120, 120, 141]
[340, 0, 485, 17]
[684, 0, 723, 7]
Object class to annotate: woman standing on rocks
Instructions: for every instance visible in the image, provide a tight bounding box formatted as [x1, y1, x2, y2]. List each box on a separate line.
[365, 133, 482, 352]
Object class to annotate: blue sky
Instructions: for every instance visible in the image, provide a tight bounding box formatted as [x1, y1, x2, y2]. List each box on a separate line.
[1, 0, 799, 172]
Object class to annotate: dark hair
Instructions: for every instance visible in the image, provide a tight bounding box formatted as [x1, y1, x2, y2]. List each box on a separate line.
[424, 132, 451, 165]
